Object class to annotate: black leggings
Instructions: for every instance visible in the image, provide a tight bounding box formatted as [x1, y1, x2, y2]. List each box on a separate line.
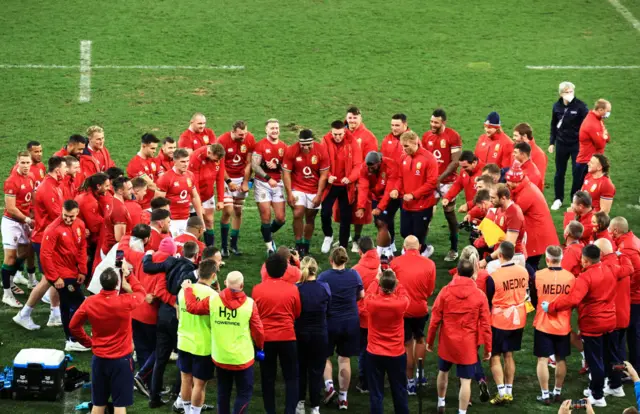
[321, 185, 353, 248]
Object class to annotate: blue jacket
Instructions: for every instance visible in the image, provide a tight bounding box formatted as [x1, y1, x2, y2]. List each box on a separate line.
[143, 254, 197, 321]
[549, 97, 589, 146]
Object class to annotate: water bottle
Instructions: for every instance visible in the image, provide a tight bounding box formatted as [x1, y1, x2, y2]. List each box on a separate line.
[256, 350, 265, 362]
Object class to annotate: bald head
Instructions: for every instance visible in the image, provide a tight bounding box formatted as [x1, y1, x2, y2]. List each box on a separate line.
[610, 216, 629, 234]
[403, 236, 419, 251]
[225, 271, 244, 290]
[594, 238, 613, 256]
[191, 112, 205, 122]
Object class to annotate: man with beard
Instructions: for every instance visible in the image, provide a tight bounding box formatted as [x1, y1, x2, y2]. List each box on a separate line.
[512, 123, 547, 187]
[157, 137, 176, 176]
[581, 154, 615, 214]
[217, 121, 256, 256]
[282, 129, 330, 256]
[179, 113, 216, 154]
[126, 133, 161, 210]
[422, 108, 463, 262]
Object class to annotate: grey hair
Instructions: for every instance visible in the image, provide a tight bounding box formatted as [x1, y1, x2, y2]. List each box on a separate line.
[545, 245, 563, 264]
[559, 81, 575, 94]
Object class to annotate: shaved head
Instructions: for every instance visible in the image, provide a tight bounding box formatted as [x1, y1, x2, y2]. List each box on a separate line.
[225, 271, 244, 289]
[403, 235, 420, 251]
[594, 238, 613, 256]
[610, 216, 629, 234]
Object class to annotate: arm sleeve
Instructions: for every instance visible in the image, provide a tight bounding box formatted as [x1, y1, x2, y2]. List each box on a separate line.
[347, 141, 363, 183]
[293, 289, 302, 319]
[549, 275, 589, 313]
[122, 275, 146, 310]
[529, 273, 538, 308]
[156, 175, 170, 193]
[356, 170, 370, 209]
[216, 162, 226, 201]
[444, 173, 464, 201]
[41, 231, 60, 281]
[184, 287, 210, 315]
[485, 277, 495, 310]
[69, 301, 92, 349]
[188, 156, 202, 195]
[550, 105, 558, 145]
[379, 161, 400, 211]
[426, 291, 443, 346]
[77, 225, 88, 275]
[250, 303, 265, 349]
[479, 295, 492, 352]
[143, 254, 170, 274]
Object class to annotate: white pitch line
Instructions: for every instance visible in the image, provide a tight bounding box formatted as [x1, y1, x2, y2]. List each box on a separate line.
[608, 0, 640, 32]
[0, 64, 245, 70]
[527, 65, 640, 70]
[79, 40, 92, 103]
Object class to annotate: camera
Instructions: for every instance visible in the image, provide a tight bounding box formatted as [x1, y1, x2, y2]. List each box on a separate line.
[458, 221, 473, 231]
[458, 221, 480, 244]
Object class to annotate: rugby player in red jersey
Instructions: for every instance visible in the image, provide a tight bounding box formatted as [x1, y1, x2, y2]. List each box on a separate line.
[512, 123, 547, 187]
[512, 143, 543, 191]
[126, 133, 160, 210]
[61, 156, 81, 200]
[217, 121, 256, 257]
[345, 107, 378, 252]
[26, 141, 46, 188]
[581, 154, 615, 214]
[156, 137, 176, 177]
[282, 129, 330, 256]
[381, 113, 409, 164]
[97, 176, 133, 261]
[252, 119, 288, 255]
[155, 148, 203, 237]
[126, 177, 148, 226]
[188, 143, 226, 247]
[422, 108, 463, 262]
[178, 113, 216, 154]
[2, 152, 35, 308]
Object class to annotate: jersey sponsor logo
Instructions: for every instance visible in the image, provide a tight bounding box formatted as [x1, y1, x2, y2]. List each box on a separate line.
[180, 189, 188, 200]
[493, 152, 498, 158]
[24, 192, 32, 202]
[311, 155, 318, 165]
[240, 144, 247, 153]
[269, 158, 279, 165]
[302, 166, 313, 177]
[217, 306, 240, 326]
[203, 135, 210, 144]
[433, 149, 442, 161]
[233, 154, 242, 163]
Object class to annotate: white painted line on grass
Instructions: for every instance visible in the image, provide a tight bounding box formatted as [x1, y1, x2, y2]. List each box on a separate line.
[79, 40, 92, 103]
[527, 65, 640, 70]
[0, 64, 245, 70]
[608, 0, 640, 32]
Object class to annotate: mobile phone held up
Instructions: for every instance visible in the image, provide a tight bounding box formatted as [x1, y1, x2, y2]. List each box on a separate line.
[115, 250, 125, 269]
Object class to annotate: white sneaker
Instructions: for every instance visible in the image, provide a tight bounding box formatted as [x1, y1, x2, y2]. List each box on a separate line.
[551, 199, 562, 210]
[13, 272, 29, 286]
[41, 290, 51, 304]
[13, 313, 40, 330]
[421, 245, 434, 258]
[603, 385, 625, 397]
[65, 340, 90, 352]
[311, 408, 320, 414]
[321, 236, 334, 254]
[170, 351, 178, 361]
[2, 293, 23, 308]
[583, 388, 592, 397]
[296, 400, 306, 414]
[587, 395, 607, 407]
[47, 313, 62, 327]
[28, 276, 38, 289]
[351, 241, 359, 253]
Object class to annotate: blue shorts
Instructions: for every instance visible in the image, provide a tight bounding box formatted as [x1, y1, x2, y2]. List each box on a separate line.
[327, 319, 360, 358]
[404, 316, 427, 343]
[91, 354, 134, 407]
[178, 350, 215, 381]
[533, 329, 571, 359]
[438, 357, 475, 379]
[491, 327, 524, 354]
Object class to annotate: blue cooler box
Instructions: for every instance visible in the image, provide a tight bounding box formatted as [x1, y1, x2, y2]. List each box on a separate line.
[13, 348, 67, 401]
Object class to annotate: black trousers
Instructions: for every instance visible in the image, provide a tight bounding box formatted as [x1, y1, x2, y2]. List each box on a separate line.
[132, 319, 157, 373]
[321, 185, 352, 248]
[571, 162, 589, 200]
[553, 142, 579, 202]
[366, 352, 409, 414]
[526, 255, 542, 272]
[400, 207, 434, 249]
[260, 340, 299, 414]
[56, 279, 85, 341]
[150, 314, 179, 401]
[297, 334, 327, 408]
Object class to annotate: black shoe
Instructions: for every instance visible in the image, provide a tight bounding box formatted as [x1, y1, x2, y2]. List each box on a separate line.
[133, 374, 150, 398]
[230, 246, 243, 256]
[479, 379, 490, 402]
[201, 403, 215, 411]
[149, 399, 168, 409]
[355, 382, 369, 394]
[221, 247, 230, 258]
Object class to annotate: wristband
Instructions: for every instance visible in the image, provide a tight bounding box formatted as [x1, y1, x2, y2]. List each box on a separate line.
[225, 179, 232, 184]
[264, 174, 272, 181]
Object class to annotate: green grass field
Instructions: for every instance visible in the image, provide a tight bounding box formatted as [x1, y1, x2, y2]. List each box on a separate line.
[1, 0, 640, 412]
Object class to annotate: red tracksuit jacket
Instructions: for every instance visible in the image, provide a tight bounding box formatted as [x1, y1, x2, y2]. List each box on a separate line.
[615, 231, 640, 304]
[577, 111, 609, 163]
[70, 275, 145, 358]
[511, 177, 559, 257]
[549, 262, 616, 336]
[364, 281, 410, 357]
[321, 131, 363, 204]
[356, 157, 399, 212]
[602, 253, 634, 329]
[252, 278, 302, 342]
[474, 130, 513, 168]
[398, 148, 438, 211]
[75, 191, 105, 245]
[354, 250, 381, 329]
[427, 276, 492, 365]
[443, 161, 485, 208]
[390, 250, 436, 317]
[41, 216, 88, 281]
[561, 242, 584, 277]
[260, 263, 301, 285]
[31, 175, 63, 244]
